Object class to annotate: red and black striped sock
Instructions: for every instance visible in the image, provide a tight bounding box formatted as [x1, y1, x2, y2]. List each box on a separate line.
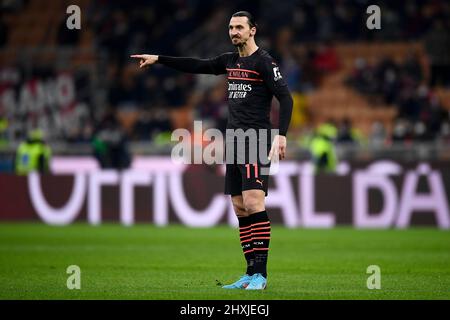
[250, 211, 271, 278]
[238, 216, 255, 276]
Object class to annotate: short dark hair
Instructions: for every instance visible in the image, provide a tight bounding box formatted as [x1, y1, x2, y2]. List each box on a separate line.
[231, 11, 257, 29]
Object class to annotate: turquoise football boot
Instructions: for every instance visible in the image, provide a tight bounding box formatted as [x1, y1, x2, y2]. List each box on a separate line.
[245, 273, 267, 290]
[222, 274, 253, 289]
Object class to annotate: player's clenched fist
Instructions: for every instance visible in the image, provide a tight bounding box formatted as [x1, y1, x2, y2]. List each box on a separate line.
[130, 54, 159, 68]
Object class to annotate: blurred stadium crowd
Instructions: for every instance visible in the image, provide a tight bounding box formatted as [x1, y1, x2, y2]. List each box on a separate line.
[1, 0, 450, 164]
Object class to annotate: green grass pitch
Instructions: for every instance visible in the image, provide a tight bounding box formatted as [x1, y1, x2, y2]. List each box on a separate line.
[0, 223, 449, 299]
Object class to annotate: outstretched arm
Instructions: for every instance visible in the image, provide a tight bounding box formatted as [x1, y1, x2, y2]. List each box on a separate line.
[131, 53, 232, 75]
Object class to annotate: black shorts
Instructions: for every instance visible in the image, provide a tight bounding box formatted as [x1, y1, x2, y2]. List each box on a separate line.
[224, 142, 271, 197]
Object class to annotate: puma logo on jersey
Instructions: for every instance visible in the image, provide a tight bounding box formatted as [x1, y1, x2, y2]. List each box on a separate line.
[256, 179, 264, 187]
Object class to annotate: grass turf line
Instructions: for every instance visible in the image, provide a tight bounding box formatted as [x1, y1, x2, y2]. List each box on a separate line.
[0, 223, 449, 299]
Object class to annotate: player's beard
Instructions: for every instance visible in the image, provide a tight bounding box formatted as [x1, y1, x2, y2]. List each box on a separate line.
[232, 37, 247, 48]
